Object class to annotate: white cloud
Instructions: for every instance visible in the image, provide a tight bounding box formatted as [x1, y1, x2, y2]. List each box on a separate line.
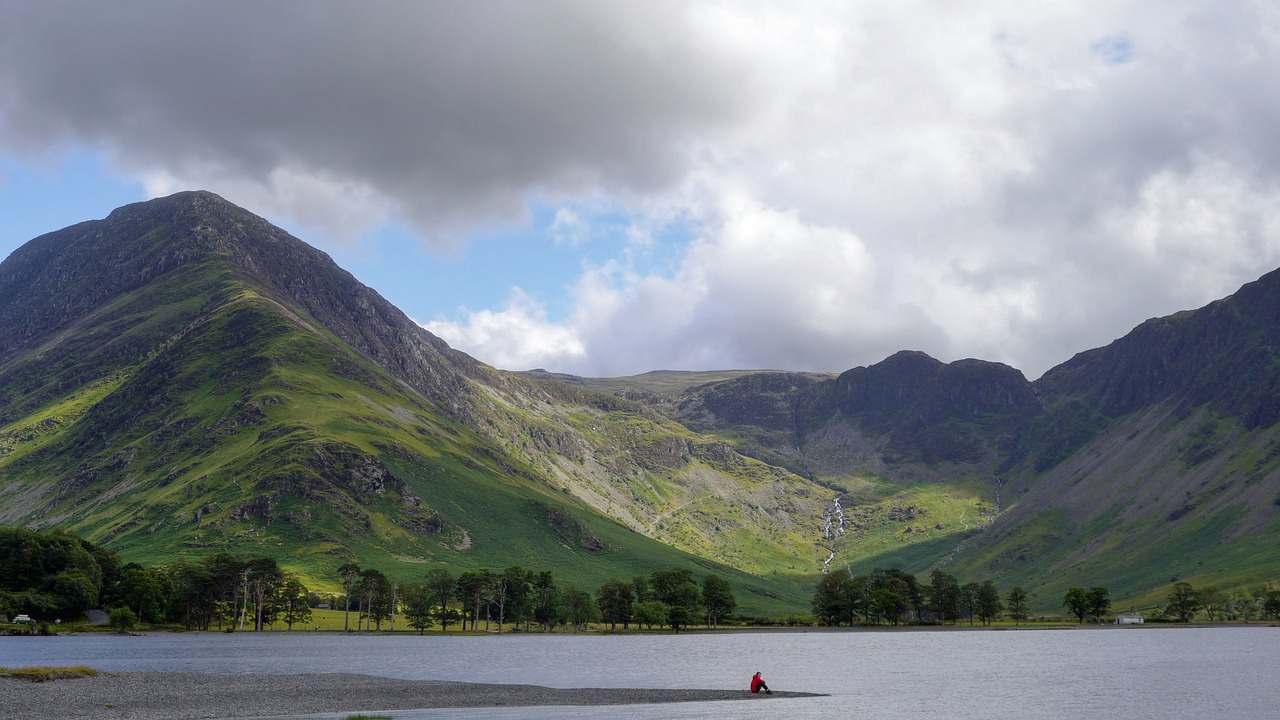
[423, 289, 585, 372]
[7, 1, 1280, 378]
[431, 192, 947, 375]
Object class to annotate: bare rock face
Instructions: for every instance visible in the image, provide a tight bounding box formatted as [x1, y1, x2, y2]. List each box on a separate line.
[674, 350, 1039, 472]
[1037, 268, 1280, 429]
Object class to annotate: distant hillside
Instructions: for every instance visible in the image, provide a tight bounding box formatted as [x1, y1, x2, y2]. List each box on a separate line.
[0, 192, 832, 613]
[517, 368, 836, 399]
[6, 191, 1279, 614]
[958, 269, 1280, 607]
[554, 278, 1280, 608]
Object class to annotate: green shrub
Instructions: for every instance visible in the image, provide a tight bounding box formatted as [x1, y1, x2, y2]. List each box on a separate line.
[108, 607, 138, 631]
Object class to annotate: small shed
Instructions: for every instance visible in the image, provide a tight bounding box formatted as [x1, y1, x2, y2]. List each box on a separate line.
[1115, 613, 1144, 625]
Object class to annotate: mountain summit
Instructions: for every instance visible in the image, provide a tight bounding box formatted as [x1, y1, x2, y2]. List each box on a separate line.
[0, 192, 829, 610]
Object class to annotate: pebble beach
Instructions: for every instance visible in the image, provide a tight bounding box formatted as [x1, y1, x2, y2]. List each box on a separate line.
[1, 672, 819, 719]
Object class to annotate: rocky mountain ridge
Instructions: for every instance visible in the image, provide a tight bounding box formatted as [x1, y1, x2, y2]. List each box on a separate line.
[0, 192, 829, 611]
[3, 191, 1278, 610]
[565, 270, 1280, 605]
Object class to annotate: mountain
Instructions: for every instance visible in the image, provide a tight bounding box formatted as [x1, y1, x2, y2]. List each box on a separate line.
[963, 270, 1280, 606]
[570, 281, 1280, 608]
[0, 191, 833, 613]
[5, 191, 1278, 614]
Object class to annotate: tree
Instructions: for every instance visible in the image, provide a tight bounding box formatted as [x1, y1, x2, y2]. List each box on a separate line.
[486, 572, 511, 633]
[596, 578, 634, 630]
[649, 569, 700, 633]
[338, 562, 361, 632]
[109, 563, 165, 623]
[702, 575, 736, 629]
[1224, 589, 1254, 622]
[434, 605, 462, 631]
[200, 553, 246, 630]
[632, 600, 668, 630]
[0, 527, 113, 610]
[959, 582, 981, 626]
[812, 573, 854, 626]
[358, 568, 392, 630]
[561, 585, 599, 631]
[1006, 586, 1031, 626]
[1200, 586, 1223, 622]
[246, 558, 284, 631]
[631, 576, 649, 603]
[878, 568, 924, 622]
[109, 606, 138, 632]
[976, 581, 1003, 626]
[1166, 582, 1202, 622]
[50, 570, 97, 620]
[278, 574, 312, 631]
[389, 580, 400, 632]
[423, 568, 455, 632]
[1086, 587, 1111, 623]
[871, 587, 905, 625]
[454, 569, 493, 632]
[501, 566, 533, 631]
[168, 561, 218, 630]
[1064, 587, 1090, 623]
[533, 571, 559, 632]
[1262, 584, 1280, 621]
[401, 584, 436, 635]
[928, 570, 962, 624]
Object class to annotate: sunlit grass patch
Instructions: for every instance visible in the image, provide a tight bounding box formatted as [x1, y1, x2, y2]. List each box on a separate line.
[0, 666, 100, 682]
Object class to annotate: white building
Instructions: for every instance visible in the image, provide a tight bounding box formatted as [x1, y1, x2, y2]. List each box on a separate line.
[1115, 613, 1144, 625]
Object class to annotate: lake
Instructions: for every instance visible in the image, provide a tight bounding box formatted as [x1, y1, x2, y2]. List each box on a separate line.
[2, 626, 1276, 719]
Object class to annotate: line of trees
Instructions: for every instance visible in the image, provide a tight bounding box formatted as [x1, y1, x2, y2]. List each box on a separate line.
[814, 568, 1280, 626]
[0, 527, 314, 630]
[1063, 586, 1111, 623]
[10, 526, 1280, 629]
[1161, 581, 1280, 623]
[0, 526, 117, 622]
[812, 568, 1011, 626]
[1, 527, 737, 633]
[358, 564, 736, 635]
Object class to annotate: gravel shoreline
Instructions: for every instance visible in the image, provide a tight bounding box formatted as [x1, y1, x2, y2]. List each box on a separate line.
[1, 672, 821, 719]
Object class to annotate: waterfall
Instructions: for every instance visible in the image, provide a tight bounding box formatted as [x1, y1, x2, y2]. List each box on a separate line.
[821, 550, 836, 574]
[819, 496, 847, 574]
[821, 496, 846, 540]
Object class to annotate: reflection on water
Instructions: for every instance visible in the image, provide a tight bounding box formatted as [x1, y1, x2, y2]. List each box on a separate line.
[2, 627, 1277, 719]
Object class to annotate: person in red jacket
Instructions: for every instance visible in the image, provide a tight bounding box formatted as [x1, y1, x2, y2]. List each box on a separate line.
[750, 671, 772, 694]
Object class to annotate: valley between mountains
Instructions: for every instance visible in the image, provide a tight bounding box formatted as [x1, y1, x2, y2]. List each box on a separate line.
[2, 191, 1278, 612]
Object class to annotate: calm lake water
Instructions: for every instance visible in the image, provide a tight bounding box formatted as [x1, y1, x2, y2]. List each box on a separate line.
[2, 626, 1277, 719]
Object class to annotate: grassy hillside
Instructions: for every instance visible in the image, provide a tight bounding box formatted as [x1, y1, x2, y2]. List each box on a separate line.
[945, 403, 1280, 610]
[0, 194, 835, 615]
[0, 282, 812, 611]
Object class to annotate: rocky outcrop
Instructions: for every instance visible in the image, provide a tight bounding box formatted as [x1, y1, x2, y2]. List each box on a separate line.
[1036, 268, 1280, 429]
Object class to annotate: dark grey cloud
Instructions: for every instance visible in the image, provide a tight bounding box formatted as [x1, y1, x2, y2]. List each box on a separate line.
[7, 1, 1280, 380]
[0, 1, 746, 240]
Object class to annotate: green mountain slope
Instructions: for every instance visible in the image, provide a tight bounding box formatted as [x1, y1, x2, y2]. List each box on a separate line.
[0, 192, 832, 613]
[558, 289, 1280, 608]
[952, 270, 1280, 606]
[10, 191, 1277, 614]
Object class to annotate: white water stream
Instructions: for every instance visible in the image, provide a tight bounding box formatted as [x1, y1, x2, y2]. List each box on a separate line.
[819, 496, 846, 574]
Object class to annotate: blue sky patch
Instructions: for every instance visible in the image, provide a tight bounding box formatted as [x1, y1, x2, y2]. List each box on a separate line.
[1092, 34, 1135, 65]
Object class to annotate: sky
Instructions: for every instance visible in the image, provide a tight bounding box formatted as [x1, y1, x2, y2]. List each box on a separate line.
[3, 1, 1280, 380]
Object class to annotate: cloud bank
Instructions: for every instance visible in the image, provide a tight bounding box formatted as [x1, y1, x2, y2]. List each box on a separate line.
[4, 1, 1280, 378]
